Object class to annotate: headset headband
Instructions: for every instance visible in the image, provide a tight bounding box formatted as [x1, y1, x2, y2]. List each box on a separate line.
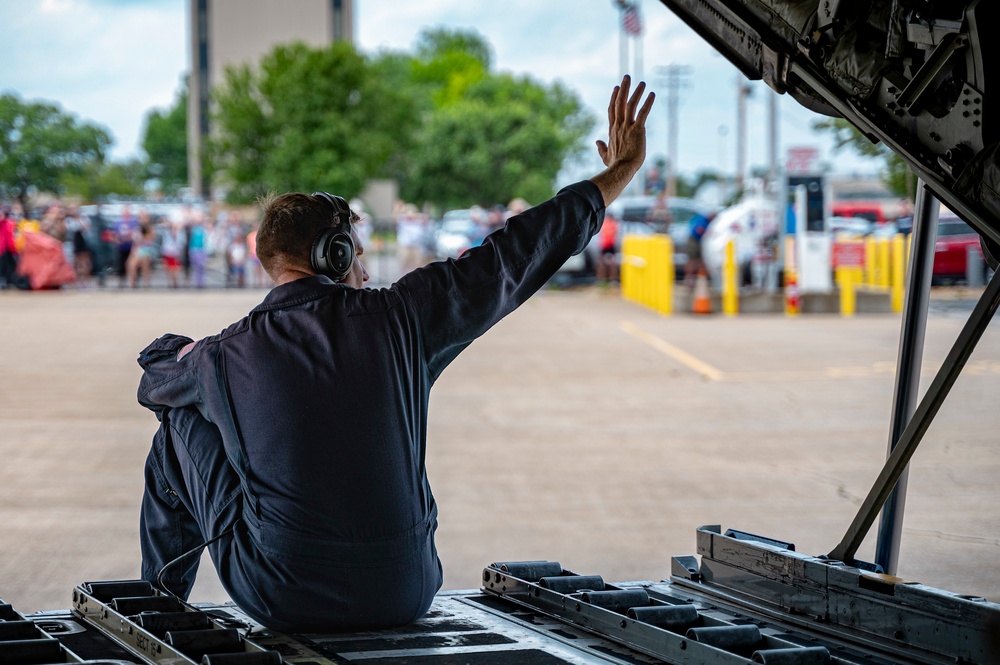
[312, 192, 351, 231]
[310, 192, 355, 281]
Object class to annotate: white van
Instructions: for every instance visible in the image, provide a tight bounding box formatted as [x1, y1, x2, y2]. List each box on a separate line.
[701, 189, 781, 286]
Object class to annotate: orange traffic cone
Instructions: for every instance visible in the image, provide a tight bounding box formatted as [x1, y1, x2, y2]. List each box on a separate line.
[692, 270, 712, 315]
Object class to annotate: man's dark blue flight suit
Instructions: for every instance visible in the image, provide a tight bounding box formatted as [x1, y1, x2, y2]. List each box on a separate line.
[136, 181, 606, 632]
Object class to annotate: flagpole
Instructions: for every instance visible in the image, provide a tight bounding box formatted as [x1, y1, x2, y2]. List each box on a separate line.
[618, 2, 627, 78]
[635, 0, 643, 79]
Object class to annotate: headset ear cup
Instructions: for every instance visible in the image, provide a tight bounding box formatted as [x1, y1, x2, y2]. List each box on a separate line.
[327, 233, 355, 280]
[311, 228, 355, 281]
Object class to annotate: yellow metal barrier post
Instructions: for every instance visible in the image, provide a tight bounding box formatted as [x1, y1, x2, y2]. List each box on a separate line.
[621, 236, 638, 303]
[722, 238, 739, 316]
[865, 236, 876, 288]
[837, 266, 856, 317]
[877, 237, 891, 290]
[621, 235, 674, 316]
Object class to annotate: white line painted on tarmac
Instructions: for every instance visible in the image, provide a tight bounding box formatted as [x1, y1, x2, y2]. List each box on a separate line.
[619, 321, 725, 381]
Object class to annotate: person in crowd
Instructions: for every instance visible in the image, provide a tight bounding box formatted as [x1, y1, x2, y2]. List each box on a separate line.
[115, 206, 138, 287]
[395, 203, 429, 275]
[684, 211, 711, 286]
[91, 205, 115, 287]
[66, 206, 93, 287]
[227, 220, 248, 288]
[187, 211, 208, 288]
[597, 208, 620, 284]
[487, 204, 507, 235]
[40, 204, 67, 242]
[160, 219, 186, 289]
[646, 191, 672, 233]
[506, 198, 529, 221]
[126, 211, 157, 288]
[216, 210, 238, 287]
[133, 75, 653, 633]
[180, 206, 193, 287]
[350, 198, 373, 251]
[0, 206, 18, 289]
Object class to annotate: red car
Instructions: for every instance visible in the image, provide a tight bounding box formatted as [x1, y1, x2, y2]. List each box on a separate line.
[934, 216, 985, 284]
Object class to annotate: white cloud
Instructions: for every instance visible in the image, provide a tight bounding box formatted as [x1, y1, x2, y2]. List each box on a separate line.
[40, 0, 76, 14]
[2, 0, 186, 160]
[0, 0, 879, 176]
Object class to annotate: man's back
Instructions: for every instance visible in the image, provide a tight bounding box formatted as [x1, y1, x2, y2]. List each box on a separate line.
[137, 182, 606, 632]
[210, 279, 432, 537]
[135, 75, 653, 632]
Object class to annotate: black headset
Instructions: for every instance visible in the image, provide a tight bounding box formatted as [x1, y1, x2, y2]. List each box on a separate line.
[309, 192, 355, 281]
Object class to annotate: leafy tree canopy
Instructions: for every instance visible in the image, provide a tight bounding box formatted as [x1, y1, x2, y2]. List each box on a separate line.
[812, 117, 915, 198]
[0, 93, 111, 210]
[208, 29, 593, 209]
[405, 73, 593, 208]
[60, 159, 145, 201]
[415, 27, 492, 70]
[142, 78, 189, 194]
[210, 41, 419, 203]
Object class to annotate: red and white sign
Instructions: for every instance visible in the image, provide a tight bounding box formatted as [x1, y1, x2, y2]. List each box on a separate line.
[786, 146, 820, 175]
[832, 241, 866, 268]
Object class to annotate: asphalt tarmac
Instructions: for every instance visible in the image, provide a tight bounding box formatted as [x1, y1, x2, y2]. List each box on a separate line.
[1, 282, 998, 614]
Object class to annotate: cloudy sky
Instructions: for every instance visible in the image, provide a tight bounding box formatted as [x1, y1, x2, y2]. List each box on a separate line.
[2, 0, 878, 185]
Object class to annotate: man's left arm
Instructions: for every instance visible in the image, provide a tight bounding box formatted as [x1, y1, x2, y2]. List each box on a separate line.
[394, 180, 605, 379]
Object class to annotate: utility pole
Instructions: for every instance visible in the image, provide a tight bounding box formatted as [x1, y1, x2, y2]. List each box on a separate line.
[736, 78, 753, 193]
[657, 64, 692, 198]
[768, 90, 779, 188]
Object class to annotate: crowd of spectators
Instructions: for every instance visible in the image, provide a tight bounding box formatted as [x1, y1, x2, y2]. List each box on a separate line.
[2, 194, 546, 291]
[0, 200, 277, 291]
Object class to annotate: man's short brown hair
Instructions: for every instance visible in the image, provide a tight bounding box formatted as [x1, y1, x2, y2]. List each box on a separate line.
[256, 193, 343, 275]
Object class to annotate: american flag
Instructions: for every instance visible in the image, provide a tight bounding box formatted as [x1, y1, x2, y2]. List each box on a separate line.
[622, 3, 642, 36]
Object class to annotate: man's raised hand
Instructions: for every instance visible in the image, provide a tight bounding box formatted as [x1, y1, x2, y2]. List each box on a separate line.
[591, 75, 656, 206]
[596, 75, 654, 169]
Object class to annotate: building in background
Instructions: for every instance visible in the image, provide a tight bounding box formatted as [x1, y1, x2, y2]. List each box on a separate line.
[188, 0, 354, 198]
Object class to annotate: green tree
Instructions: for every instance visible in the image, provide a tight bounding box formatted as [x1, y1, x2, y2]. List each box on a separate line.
[405, 73, 593, 209]
[209, 41, 419, 203]
[142, 79, 189, 194]
[207, 31, 593, 210]
[60, 159, 145, 201]
[0, 93, 111, 210]
[415, 27, 492, 69]
[812, 117, 916, 198]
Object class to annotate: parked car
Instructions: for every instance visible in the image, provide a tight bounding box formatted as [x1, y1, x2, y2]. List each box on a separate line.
[702, 191, 781, 286]
[434, 209, 484, 259]
[934, 215, 985, 284]
[831, 201, 888, 225]
[827, 216, 873, 238]
[552, 195, 713, 285]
